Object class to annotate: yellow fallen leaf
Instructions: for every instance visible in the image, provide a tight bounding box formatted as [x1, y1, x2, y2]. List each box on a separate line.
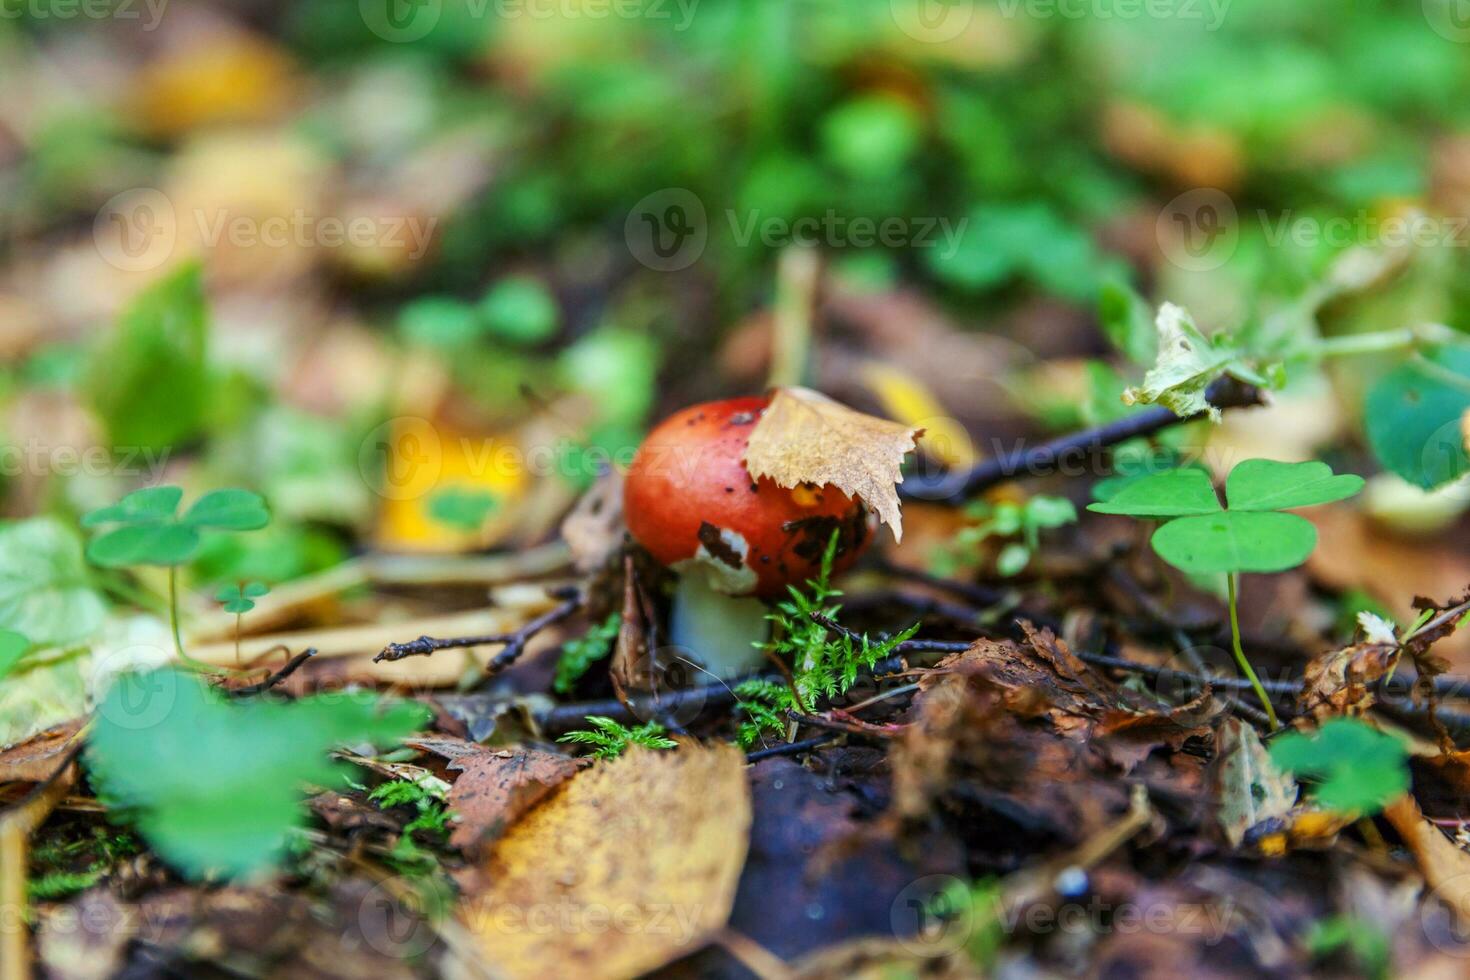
[373, 419, 527, 552]
[859, 361, 975, 468]
[459, 743, 750, 980]
[743, 386, 921, 540]
[130, 33, 296, 137]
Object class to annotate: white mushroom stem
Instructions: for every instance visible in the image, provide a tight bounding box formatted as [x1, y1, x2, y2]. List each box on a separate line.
[667, 574, 770, 680]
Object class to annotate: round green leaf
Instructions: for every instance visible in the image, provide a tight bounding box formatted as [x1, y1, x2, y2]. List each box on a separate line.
[183, 490, 270, 531]
[87, 523, 201, 568]
[1363, 349, 1470, 490]
[1087, 466, 1221, 518]
[1151, 511, 1317, 575]
[82, 485, 182, 527]
[1224, 459, 1364, 511]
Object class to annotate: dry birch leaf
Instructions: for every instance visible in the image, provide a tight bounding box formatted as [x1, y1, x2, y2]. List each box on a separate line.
[742, 386, 921, 540]
[459, 743, 750, 980]
[444, 746, 587, 856]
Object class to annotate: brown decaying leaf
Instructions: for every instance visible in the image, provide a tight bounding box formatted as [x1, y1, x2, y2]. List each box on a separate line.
[1213, 718, 1297, 848]
[1296, 639, 1399, 721]
[741, 386, 921, 540]
[443, 746, 587, 856]
[459, 743, 750, 980]
[1385, 794, 1470, 934]
[0, 719, 83, 785]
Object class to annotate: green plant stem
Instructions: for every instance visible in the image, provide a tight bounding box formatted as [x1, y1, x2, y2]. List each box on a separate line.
[167, 567, 210, 672]
[1300, 322, 1458, 361]
[1227, 573, 1278, 730]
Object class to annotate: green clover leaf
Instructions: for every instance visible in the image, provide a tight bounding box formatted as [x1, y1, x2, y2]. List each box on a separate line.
[85, 669, 429, 879]
[84, 487, 270, 568]
[216, 581, 270, 614]
[1268, 718, 1409, 815]
[1224, 459, 1365, 511]
[1151, 511, 1318, 575]
[1089, 466, 1221, 518]
[183, 490, 272, 531]
[1088, 458, 1363, 576]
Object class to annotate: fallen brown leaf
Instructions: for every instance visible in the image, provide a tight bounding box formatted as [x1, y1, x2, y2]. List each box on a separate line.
[1385, 794, 1470, 935]
[443, 746, 586, 856]
[1297, 639, 1399, 721]
[0, 719, 84, 785]
[458, 743, 750, 980]
[742, 386, 920, 540]
[1213, 718, 1297, 848]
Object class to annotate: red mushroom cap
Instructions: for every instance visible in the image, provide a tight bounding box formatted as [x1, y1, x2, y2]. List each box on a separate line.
[624, 395, 873, 598]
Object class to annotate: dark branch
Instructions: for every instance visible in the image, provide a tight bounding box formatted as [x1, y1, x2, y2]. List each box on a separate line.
[898, 377, 1264, 505]
[229, 648, 318, 697]
[746, 735, 836, 762]
[375, 587, 582, 676]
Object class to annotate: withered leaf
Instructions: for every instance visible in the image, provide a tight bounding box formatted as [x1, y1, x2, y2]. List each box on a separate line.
[1385, 793, 1470, 934]
[442, 745, 587, 855]
[742, 386, 921, 540]
[459, 743, 750, 980]
[0, 718, 83, 784]
[1213, 718, 1297, 848]
[1297, 639, 1398, 721]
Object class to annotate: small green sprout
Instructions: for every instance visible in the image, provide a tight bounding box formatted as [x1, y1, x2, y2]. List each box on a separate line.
[426, 486, 499, 532]
[553, 613, 620, 694]
[1089, 459, 1364, 727]
[932, 494, 1077, 577]
[369, 777, 452, 872]
[217, 581, 270, 667]
[1269, 718, 1409, 815]
[83, 486, 270, 667]
[556, 716, 676, 759]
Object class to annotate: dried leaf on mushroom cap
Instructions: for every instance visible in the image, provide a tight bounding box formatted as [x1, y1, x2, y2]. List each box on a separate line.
[741, 386, 921, 540]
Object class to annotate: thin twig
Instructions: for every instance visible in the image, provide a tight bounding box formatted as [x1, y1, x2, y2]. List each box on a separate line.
[375, 587, 582, 675]
[746, 735, 835, 762]
[899, 377, 1264, 504]
[228, 648, 318, 697]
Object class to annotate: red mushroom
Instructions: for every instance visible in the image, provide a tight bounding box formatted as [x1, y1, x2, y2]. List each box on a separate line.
[624, 395, 875, 676]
